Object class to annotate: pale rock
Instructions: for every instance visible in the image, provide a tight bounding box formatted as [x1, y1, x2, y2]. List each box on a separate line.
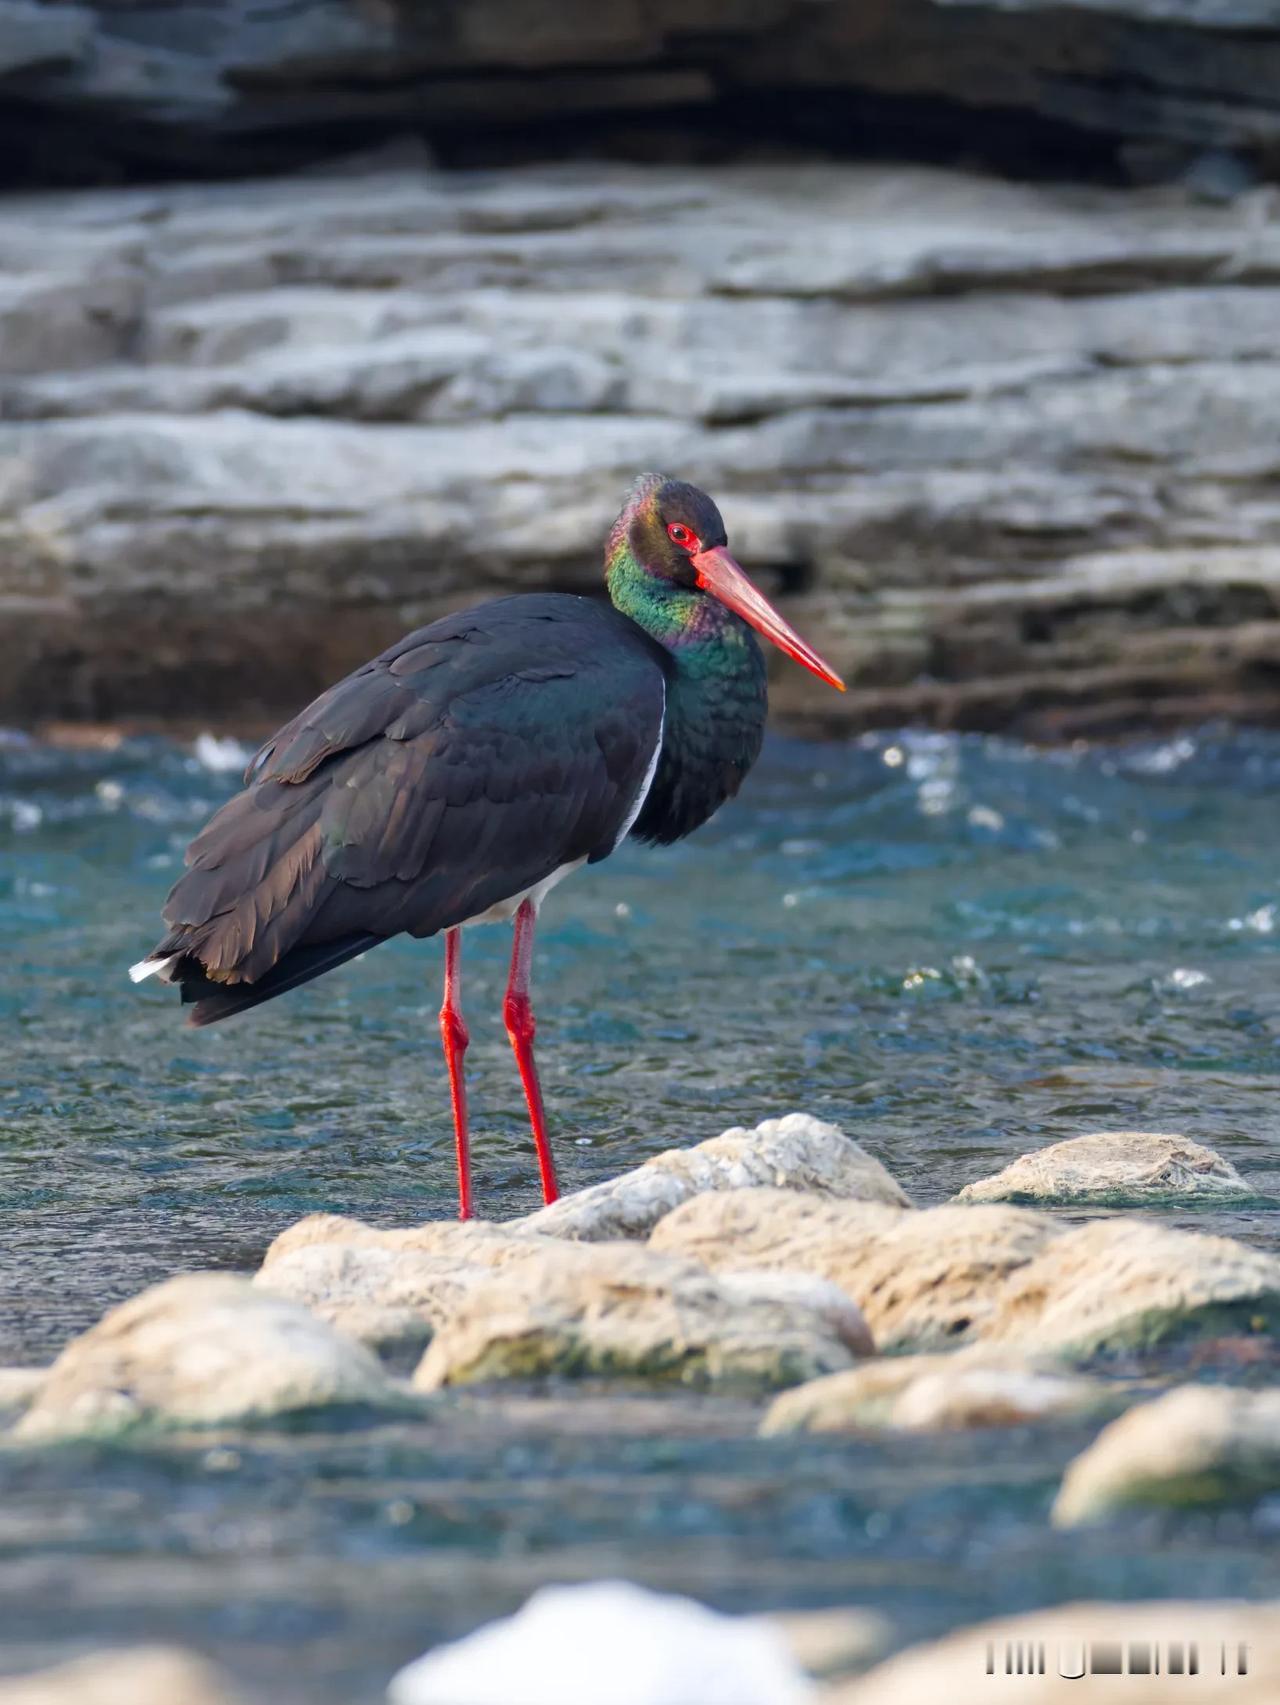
[767, 1607, 891, 1682]
[388, 1580, 814, 1705]
[0, 1367, 46, 1422]
[649, 1189, 904, 1268]
[8, 163, 1280, 737]
[1052, 1385, 1280, 1526]
[823, 1599, 1280, 1703]
[956, 1131, 1264, 1207]
[763, 1350, 1125, 1436]
[519, 1113, 911, 1243]
[255, 1220, 567, 1353]
[259, 1209, 539, 1263]
[412, 1240, 867, 1392]
[0, 1646, 241, 1705]
[981, 1218, 1280, 1358]
[651, 1190, 1059, 1351]
[15, 1273, 397, 1438]
[254, 1243, 493, 1353]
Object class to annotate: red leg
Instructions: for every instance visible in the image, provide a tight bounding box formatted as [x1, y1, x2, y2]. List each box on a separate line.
[503, 898, 559, 1205]
[439, 927, 473, 1221]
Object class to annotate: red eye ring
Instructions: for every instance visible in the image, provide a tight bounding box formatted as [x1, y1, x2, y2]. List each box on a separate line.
[667, 522, 699, 553]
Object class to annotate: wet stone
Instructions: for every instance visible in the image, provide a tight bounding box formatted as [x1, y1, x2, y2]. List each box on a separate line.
[1052, 1384, 1280, 1526]
[762, 1351, 1127, 1437]
[980, 1218, 1280, 1360]
[518, 1113, 912, 1243]
[651, 1191, 1059, 1352]
[412, 1239, 869, 1393]
[0, 1646, 244, 1705]
[255, 1214, 561, 1354]
[14, 1273, 400, 1440]
[955, 1131, 1266, 1208]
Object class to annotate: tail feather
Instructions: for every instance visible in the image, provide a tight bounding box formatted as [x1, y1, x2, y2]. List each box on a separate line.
[177, 932, 385, 1027]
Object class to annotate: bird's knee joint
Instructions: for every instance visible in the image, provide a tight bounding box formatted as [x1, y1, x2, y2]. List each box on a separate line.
[440, 1006, 470, 1051]
[504, 993, 535, 1045]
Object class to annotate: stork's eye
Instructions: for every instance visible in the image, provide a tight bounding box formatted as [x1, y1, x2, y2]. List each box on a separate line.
[667, 522, 699, 552]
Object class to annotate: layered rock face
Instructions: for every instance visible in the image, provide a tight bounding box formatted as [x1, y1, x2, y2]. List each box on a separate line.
[6, 1, 1280, 177]
[4, 155, 1280, 735]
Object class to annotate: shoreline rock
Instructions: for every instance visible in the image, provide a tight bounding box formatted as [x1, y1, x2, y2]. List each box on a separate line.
[13, 1273, 400, 1440]
[412, 1241, 871, 1393]
[762, 1351, 1129, 1437]
[1052, 1385, 1280, 1526]
[0, 1647, 243, 1705]
[518, 1114, 912, 1243]
[651, 1192, 1059, 1352]
[255, 1214, 562, 1353]
[956, 1131, 1266, 1208]
[981, 1219, 1280, 1359]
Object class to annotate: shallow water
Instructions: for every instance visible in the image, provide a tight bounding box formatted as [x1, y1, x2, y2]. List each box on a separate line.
[1, 726, 1278, 1697]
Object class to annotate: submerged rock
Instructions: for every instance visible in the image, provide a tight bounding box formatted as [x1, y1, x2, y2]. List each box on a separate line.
[956, 1131, 1264, 1208]
[413, 1240, 868, 1392]
[825, 1599, 1280, 1703]
[14, 1273, 397, 1439]
[1052, 1385, 1280, 1527]
[981, 1218, 1280, 1359]
[651, 1191, 1058, 1351]
[519, 1115, 911, 1243]
[762, 1351, 1124, 1437]
[0, 1646, 242, 1705]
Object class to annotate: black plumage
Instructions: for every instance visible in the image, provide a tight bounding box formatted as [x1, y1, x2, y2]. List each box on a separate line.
[148, 596, 667, 1026]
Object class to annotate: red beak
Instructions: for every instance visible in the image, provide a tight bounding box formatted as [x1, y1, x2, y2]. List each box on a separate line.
[692, 545, 845, 692]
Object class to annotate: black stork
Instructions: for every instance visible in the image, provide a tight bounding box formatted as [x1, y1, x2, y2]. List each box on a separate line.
[131, 474, 844, 1218]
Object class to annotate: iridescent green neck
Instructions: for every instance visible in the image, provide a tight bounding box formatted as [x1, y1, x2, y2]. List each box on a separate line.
[607, 539, 755, 674]
[606, 542, 697, 644]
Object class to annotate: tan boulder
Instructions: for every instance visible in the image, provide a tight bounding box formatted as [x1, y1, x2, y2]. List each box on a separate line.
[16, 1273, 397, 1439]
[256, 1214, 561, 1352]
[763, 1350, 1125, 1436]
[652, 1190, 1058, 1351]
[254, 1243, 496, 1353]
[1052, 1385, 1280, 1526]
[822, 1599, 1279, 1703]
[956, 1131, 1263, 1208]
[260, 1211, 537, 1264]
[981, 1218, 1280, 1358]
[518, 1114, 912, 1242]
[768, 1607, 891, 1682]
[413, 1240, 870, 1392]
[0, 1647, 242, 1705]
[0, 1367, 45, 1423]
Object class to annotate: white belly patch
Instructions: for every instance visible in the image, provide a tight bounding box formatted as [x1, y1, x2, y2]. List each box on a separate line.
[460, 857, 587, 927]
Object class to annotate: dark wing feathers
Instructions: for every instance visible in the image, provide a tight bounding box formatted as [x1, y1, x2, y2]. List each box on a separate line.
[146, 596, 668, 1024]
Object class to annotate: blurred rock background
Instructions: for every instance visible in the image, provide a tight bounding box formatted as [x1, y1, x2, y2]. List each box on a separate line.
[3, 0, 1280, 737]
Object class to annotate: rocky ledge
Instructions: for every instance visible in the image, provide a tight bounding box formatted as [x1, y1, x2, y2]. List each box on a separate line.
[4, 159, 1280, 737]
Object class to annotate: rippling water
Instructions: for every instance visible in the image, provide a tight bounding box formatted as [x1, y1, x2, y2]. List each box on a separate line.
[1, 726, 1278, 1699]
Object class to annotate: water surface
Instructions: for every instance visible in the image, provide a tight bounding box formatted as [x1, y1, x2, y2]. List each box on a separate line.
[1, 726, 1277, 1699]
